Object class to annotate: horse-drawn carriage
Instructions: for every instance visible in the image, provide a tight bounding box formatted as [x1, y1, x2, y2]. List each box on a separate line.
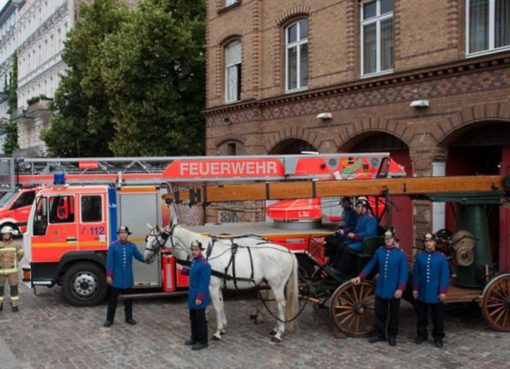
[300, 189, 510, 337]
[151, 174, 510, 341]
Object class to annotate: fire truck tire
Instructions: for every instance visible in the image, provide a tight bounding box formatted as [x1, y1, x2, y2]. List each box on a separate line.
[62, 262, 107, 306]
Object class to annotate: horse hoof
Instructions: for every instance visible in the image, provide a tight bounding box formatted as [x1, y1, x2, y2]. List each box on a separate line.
[249, 314, 257, 320]
[212, 335, 221, 341]
[269, 329, 277, 336]
[220, 331, 226, 335]
[271, 336, 282, 343]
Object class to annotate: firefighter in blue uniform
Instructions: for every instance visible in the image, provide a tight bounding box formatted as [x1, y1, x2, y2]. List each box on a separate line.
[352, 228, 408, 346]
[337, 196, 358, 233]
[104, 225, 146, 328]
[335, 197, 377, 276]
[413, 232, 449, 348]
[325, 196, 358, 262]
[182, 240, 212, 351]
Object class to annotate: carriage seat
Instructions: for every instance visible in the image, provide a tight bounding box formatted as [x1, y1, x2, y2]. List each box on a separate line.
[355, 236, 385, 272]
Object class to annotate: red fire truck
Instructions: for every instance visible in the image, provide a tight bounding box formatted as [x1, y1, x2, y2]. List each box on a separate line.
[0, 154, 404, 306]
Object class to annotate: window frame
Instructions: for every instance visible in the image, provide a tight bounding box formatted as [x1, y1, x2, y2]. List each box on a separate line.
[225, 0, 239, 7]
[48, 195, 75, 224]
[224, 40, 242, 103]
[285, 18, 309, 93]
[360, 0, 394, 78]
[80, 195, 103, 223]
[466, 0, 510, 57]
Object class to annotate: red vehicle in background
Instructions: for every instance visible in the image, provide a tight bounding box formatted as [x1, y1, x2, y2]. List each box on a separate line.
[0, 187, 38, 235]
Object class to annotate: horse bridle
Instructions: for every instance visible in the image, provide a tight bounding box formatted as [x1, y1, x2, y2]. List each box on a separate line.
[146, 224, 190, 258]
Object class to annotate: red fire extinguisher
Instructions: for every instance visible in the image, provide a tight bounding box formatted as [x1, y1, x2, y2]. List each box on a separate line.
[162, 254, 176, 292]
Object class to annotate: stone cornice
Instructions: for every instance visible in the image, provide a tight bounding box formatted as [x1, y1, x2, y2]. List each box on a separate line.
[203, 52, 510, 117]
[17, 2, 67, 52]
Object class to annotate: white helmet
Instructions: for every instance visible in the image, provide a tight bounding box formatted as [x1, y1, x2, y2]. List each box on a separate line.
[1, 226, 14, 234]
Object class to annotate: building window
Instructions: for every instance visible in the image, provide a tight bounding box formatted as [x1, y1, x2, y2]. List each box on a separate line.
[225, 0, 239, 6]
[217, 140, 245, 155]
[285, 19, 308, 92]
[361, 0, 393, 76]
[224, 40, 242, 103]
[467, 0, 510, 55]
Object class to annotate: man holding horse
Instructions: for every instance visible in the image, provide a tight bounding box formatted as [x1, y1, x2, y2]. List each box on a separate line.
[351, 228, 408, 346]
[182, 240, 212, 351]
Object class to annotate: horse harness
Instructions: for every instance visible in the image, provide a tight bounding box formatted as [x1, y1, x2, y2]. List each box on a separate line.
[206, 237, 257, 289]
[152, 227, 274, 289]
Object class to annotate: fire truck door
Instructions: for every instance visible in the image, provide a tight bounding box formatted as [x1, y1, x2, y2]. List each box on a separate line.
[78, 193, 108, 252]
[118, 190, 161, 288]
[31, 195, 79, 263]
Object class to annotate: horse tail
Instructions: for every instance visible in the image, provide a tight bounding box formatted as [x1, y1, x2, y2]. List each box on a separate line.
[285, 253, 299, 331]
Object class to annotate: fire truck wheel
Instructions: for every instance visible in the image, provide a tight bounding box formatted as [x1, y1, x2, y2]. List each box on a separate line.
[62, 262, 107, 306]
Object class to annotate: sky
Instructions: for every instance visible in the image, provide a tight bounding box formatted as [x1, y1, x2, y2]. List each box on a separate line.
[0, 1, 8, 12]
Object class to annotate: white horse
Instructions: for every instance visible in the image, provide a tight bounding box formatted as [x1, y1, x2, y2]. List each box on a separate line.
[145, 223, 299, 342]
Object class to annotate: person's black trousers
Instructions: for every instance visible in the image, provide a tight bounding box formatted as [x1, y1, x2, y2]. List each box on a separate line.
[416, 300, 445, 340]
[375, 296, 401, 339]
[190, 308, 208, 345]
[106, 287, 133, 322]
[334, 244, 357, 277]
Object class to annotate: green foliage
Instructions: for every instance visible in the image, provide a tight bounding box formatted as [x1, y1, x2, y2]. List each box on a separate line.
[42, 0, 131, 157]
[100, 0, 206, 156]
[42, 0, 206, 157]
[7, 53, 18, 116]
[3, 122, 18, 156]
[4, 53, 19, 156]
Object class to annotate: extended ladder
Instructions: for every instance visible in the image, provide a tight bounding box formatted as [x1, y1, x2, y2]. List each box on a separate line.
[0, 153, 405, 190]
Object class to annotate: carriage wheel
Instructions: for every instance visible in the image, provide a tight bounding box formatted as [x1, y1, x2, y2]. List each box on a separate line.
[481, 274, 510, 332]
[329, 280, 375, 337]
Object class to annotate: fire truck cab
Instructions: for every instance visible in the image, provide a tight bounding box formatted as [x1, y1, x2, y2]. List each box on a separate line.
[25, 184, 188, 306]
[0, 187, 38, 235]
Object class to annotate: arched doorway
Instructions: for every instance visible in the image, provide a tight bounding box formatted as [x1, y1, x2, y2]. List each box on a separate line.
[269, 139, 316, 155]
[341, 132, 414, 255]
[443, 122, 510, 272]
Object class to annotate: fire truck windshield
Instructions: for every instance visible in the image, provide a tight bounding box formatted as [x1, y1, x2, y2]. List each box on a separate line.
[0, 192, 17, 208]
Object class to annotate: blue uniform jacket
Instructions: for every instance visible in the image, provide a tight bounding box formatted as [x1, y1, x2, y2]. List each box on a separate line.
[341, 208, 358, 234]
[360, 246, 408, 299]
[184, 255, 212, 310]
[413, 250, 449, 304]
[106, 240, 145, 289]
[346, 212, 377, 252]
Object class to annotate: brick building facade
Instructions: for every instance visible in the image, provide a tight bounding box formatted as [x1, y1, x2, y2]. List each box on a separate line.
[204, 0, 510, 270]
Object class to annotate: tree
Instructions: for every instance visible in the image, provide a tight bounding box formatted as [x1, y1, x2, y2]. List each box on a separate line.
[42, 0, 131, 157]
[4, 53, 19, 156]
[100, 0, 206, 156]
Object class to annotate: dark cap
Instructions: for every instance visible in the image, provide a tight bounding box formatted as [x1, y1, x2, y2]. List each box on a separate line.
[424, 232, 436, 242]
[117, 225, 132, 235]
[190, 240, 205, 250]
[384, 228, 396, 239]
[355, 197, 369, 208]
[340, 196, 352, 204]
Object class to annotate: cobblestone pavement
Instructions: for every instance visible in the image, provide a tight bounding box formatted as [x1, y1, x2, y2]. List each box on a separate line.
[0, 283, 509, 369]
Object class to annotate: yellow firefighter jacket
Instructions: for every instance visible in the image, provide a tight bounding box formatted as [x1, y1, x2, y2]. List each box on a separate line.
[0, 240, 23, 276]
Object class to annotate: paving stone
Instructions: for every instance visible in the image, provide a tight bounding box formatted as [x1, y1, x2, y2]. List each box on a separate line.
[0, 284, 509, 369]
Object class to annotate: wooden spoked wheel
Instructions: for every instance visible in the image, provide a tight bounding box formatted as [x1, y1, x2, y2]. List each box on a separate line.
[481, 274, 510, 332]
[329, 280, 375, 337]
